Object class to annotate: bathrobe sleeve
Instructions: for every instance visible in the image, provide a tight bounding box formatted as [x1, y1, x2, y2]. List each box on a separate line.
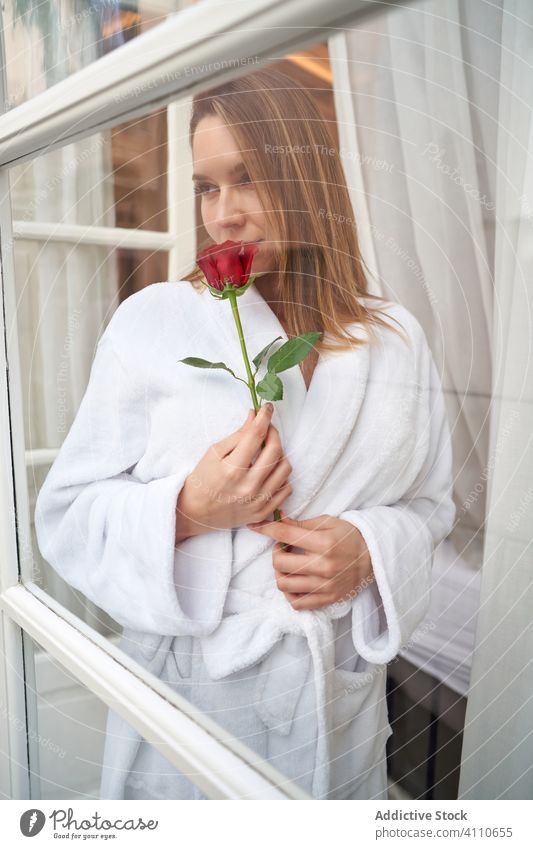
[34, 325, 228, 637]
[339, 333, 456, 665]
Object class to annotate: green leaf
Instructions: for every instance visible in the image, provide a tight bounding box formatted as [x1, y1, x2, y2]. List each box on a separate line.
[178, 357, 239, 379]
[266, 332, 322, 374]
[256, 372, 284, 401]
[252, 336, 283, 371]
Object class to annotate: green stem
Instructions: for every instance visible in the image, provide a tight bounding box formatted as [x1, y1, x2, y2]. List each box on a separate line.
[228, 289, 260, 412]
[227, 287, 285, 538]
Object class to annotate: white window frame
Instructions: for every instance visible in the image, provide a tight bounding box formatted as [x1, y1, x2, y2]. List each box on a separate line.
[0, 0, 404, 801]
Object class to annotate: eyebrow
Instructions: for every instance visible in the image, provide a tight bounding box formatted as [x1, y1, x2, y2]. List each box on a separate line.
[192, 161, 248, 182]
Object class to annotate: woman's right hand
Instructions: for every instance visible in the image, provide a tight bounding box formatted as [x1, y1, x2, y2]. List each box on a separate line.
[175, 404, 293, 540]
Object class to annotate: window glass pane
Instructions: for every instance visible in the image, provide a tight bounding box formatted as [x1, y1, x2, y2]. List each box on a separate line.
[2, 0, 530, 804]
[13, 44, 404, 802]
[26, 634, 107, 799]
[2, 0, 198, 112]
[9, 108, 168, 230]
[327, 1, 533, 801]
[9, 97, 195, 640]
[23, 246, 168, 639]
[112, 111, 169, 233]
[23, 632, 304, 801]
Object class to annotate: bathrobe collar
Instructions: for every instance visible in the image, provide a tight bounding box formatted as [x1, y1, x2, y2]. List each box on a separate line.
[204, 282, 371, 573]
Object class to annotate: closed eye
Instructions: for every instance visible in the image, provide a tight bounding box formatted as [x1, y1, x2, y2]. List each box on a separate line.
[193, 182, 217, 196]
[193, 175, 254, 196]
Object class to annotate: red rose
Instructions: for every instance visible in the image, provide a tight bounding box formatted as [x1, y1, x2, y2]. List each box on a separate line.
[197, 239, 258, 291]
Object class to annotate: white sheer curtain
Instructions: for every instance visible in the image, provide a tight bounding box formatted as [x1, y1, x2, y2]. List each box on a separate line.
[329, 1, 500, 566]
[460, 0, 533, 799]
[6, 6, 120, 633]
[13, 143, 119, 633]
[330, 0, 533, 796]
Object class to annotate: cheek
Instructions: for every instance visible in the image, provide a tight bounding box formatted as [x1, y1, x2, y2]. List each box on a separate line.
[243, 188, 267, 221]
[250, 204, 267, 229]
[200, 200, 218, 234]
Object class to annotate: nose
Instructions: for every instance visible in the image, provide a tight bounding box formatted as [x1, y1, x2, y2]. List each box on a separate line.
[216, 185, 246, 230]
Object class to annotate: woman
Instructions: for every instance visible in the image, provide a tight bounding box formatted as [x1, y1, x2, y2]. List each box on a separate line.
[34, 68, 455, 800]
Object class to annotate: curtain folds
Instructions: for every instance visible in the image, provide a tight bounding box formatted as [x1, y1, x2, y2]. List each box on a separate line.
[8, 5, 119, 632]
[330, 0, 533, 797]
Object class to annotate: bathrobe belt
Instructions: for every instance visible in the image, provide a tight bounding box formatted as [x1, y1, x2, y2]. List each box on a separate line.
[200, 589, 349, 799]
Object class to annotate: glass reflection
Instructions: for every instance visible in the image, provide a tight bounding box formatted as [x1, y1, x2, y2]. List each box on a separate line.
[2, 0, 197, 112]
[25, 634, 107, 799]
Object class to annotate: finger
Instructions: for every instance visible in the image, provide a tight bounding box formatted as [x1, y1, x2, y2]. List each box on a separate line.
[278, 511, 334, 532]
[246, 516, 327, 553]
[252, 482, 293, 525]
[284, 592, 334, 611]
[276, 572, 328, 594]
[255, 456, 292, 501]
[273, 545, 328, 577]
[246, 425, 285, 486]
[228, 403, 275, 470]
[213, 408, 257, 458]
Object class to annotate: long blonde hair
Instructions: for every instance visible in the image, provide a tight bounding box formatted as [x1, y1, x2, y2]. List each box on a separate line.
[183, 67, 406, 352]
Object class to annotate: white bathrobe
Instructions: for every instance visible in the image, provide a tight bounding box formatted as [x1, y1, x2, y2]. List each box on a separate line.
[34, 280, 455, 800]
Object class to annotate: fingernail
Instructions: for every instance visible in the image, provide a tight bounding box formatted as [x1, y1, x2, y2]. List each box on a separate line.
[255, 405, 271, 426]
[265, 402, 273, 413]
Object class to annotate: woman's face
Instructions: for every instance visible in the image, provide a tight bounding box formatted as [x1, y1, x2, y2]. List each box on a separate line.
[192, 115, 277, 276]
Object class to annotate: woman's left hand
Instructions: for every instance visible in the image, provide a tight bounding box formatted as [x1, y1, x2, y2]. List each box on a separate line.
[246, 511, 374, 610]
